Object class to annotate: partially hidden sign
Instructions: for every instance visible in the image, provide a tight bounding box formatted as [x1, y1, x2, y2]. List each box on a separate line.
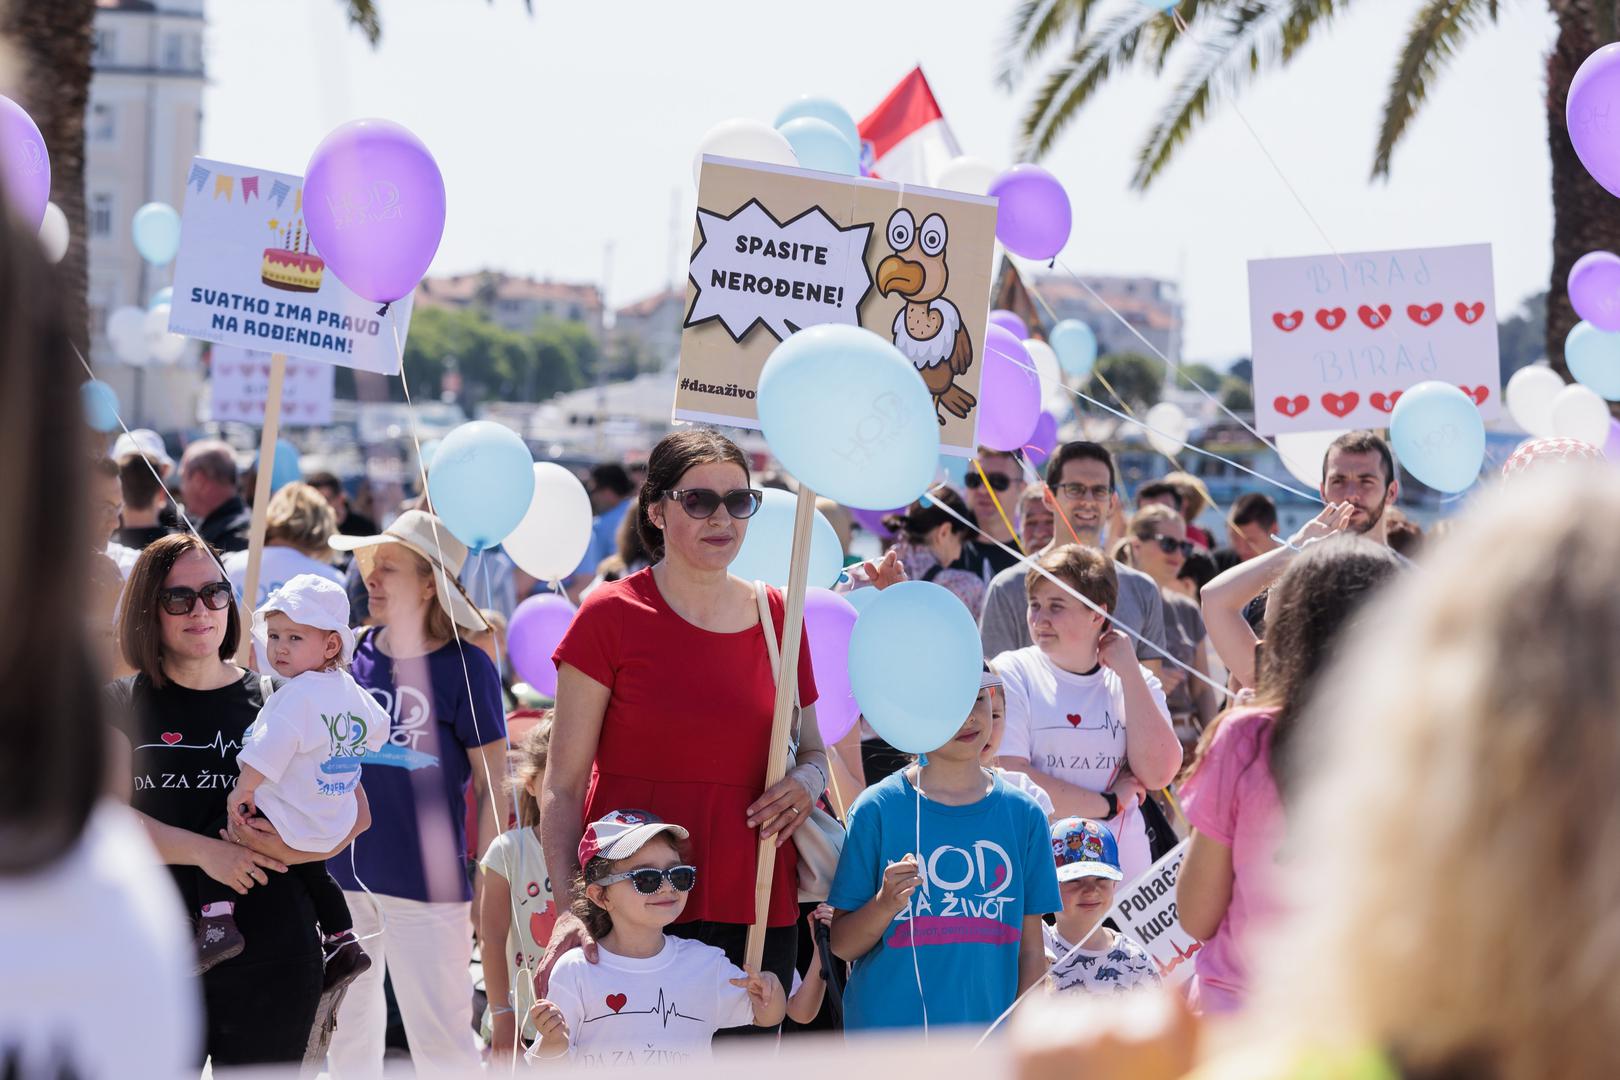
[1248, 243, 1500, 435]
[1106, 839, 1199, 988]
[210, 346, 334, 426]
[677, 156, 998, 457]
[169, 157, 412, 375]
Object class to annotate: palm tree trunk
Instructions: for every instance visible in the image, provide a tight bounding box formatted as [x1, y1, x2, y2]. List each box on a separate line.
[1545, 0, 1620, 383]
[1, 0, 94, 353]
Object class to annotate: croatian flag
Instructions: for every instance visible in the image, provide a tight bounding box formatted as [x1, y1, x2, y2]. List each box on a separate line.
[858, 67, 962, 186]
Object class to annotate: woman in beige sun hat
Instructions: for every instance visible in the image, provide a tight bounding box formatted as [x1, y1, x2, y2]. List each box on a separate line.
[323, 509, 507, 1073]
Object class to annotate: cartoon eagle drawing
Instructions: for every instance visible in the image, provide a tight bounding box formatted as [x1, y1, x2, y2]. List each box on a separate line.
[875, 208, 976, 426]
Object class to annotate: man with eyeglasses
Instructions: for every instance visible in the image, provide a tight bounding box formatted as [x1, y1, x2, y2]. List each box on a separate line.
[957, 447, 1028, 579]
[978, 441, 1167, 675]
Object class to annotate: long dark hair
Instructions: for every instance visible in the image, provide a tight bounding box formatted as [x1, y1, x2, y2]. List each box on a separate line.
[883, 484, 977, 543]
[635, 429, 751, 561]
[0, 176, 105, 874]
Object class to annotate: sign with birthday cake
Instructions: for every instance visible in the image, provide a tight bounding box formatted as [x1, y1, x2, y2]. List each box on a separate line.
[168, 156, 412, 375]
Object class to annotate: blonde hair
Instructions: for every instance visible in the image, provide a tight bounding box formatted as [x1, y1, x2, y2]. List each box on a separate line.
[393, 545, 456, 644]
[1243, 469, 1620, 1078]
[1115, 504, 1184, 566]
[1161, 471, 1212, 521]
[264, 481, 336, 558]
[510, 715, 552, 828]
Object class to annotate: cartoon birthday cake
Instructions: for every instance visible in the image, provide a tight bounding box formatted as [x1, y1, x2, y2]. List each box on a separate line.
[261, 220, 324, 293]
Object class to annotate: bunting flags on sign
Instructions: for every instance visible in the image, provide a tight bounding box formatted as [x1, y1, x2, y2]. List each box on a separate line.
[241, 176, 259, 201]
[188, 163, 210, 193]
[269, 179, 290, 208]
[213, 174, 234, 201]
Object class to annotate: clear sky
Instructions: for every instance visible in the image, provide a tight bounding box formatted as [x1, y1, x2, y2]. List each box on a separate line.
[203, 0, 1557, 364]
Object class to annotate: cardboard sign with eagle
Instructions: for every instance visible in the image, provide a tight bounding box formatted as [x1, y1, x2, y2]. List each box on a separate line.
[678, 156, 998, 456]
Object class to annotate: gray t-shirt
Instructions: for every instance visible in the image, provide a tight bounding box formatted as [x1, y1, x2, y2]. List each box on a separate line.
[1161, 591, 1206, 718]
[978, 553, 1167, 662]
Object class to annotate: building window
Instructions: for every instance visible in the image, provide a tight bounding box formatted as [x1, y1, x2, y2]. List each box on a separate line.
[90, 103, 114, 142]
[91, 194, 113, 238]
[92, 29, 115, 63]
[163, 33, 184, 69]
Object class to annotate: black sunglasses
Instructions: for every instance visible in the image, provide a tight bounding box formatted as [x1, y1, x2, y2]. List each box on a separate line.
[665, 488, 763, 520]
[158, 581, 235, 616]
[1150, 536, 1195, 558]
[964, 472, 1012, 492]
[596, 865, 698, 895]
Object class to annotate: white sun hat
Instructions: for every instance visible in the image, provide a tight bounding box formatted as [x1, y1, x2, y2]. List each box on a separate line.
[328, 509, 491, 634]
[253, 573, 358, 665]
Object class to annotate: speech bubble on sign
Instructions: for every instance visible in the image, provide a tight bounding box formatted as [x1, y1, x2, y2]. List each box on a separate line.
[685, 198, 873, 344]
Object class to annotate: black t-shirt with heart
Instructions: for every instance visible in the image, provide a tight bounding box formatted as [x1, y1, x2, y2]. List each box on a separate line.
[110, 669, 319, 966]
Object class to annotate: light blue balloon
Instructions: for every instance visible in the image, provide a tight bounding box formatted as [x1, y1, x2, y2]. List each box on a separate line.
[427, 420, 536, 551]
[1390, 380, 1486, 494]
[1565, 320, 1620, 400]
[774, 96, 861, 159]
[1050, 319, 1098, 377]
[147, 286, 172, 310]
[730, 488, 844, 589]
[778, 116, 860, 176]
[417, 437, 442, 474]
[758, 324, 939, 509]
[263, 438, 301, 493]
[845, 587, 881, 615]
[81, 379, 120, 433]
[937, 454, 968, 489]
[848, 581, 983, 753]
[131, 202, 182, 266]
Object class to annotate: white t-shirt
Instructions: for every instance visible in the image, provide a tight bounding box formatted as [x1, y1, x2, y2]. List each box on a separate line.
[236, 668, 390, 851]
[998, 767, 1055, 818]
[533, 937, 755, 1066]
[223, 546, 343, 608]
[479, 826, 558, 1039]
[0, 802, 200, 1076]
[1044, 923, 1160, 995]
[993, 646, 1170, 884]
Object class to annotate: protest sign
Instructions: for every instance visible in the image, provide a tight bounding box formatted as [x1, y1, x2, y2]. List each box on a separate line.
[168, 157, 412, 375]
[210, 346, 334, 426]
[678, 156, 998, 457]
[1248, 243, 1500, 435]
[1106, 838, 1199, 988]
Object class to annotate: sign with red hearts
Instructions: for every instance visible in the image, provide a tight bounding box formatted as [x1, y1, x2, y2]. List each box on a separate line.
[209, 344, 334, 426]
[1248, 243, 1500, 434]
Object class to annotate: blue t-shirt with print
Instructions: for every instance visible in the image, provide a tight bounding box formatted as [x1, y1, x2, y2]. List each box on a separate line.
[328, 633, 506, 902]
[827, 769, 1061, 1032]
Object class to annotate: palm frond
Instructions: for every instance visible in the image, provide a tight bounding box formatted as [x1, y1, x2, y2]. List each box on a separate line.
[1372, 0, 1496, 178]
[1278, 0, 1355, 63]
[998, 0, 1104, 90]
[1016, 5, 1163, 160]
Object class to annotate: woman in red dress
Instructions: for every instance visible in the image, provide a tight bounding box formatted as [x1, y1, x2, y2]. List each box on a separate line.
[536, 429, 826, 1019]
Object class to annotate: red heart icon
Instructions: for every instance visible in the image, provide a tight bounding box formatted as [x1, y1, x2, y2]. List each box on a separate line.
[1315, 307, 1347, 331]
[1322, 392, 1360, 418]
[160, 732, 182, 745]
[1272, 310, 1303, 332]
[1273, 394, 1309, 418]
[606, 993, 627, 1014]
[1459, 385, 1489, 405]
[1370, 391, 1403, 413]
[1407, 302, 1443, 326]
[529, 906, 557, 947]
[1357, 304, 1392, 329]
[1066, 713, 1082, 727]
[1455, 301, 1485, 325]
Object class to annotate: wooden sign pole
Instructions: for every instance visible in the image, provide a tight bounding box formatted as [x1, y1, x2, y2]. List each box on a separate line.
[235, 352, 287, 665]
[745, 484, 818, 972]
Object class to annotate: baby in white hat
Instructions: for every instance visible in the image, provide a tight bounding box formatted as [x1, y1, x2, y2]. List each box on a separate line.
[202, 575, 389, 993]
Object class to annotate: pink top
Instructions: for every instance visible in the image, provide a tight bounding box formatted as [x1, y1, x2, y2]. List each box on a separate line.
[1178, 708, 1284, 1014]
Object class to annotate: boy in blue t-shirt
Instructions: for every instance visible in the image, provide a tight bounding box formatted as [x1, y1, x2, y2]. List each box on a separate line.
[828, 664, 1062, 1032]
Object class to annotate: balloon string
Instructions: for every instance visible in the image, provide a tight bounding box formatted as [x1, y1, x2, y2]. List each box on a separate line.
[971, 459, 1028, 557]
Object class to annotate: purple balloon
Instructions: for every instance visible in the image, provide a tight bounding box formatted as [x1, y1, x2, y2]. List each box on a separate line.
[1028, 411, 1059, 463]
[850, 506, 900, 538]
[804, 588, 860, 745]
[1570, 251, 1620, 332]
[1606, 417, 1620, 462]
[507, 593, 576, 697]
[303, 119, 446, 305]
[988, 164, 1071, 261]
[1569, 44, 1620, 197]
[0, 95, 50, 231]
[978, 325, 1042, 452]
[989, 309, 1029, 339]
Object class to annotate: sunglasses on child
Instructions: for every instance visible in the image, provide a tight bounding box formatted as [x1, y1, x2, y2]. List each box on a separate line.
[964, 472, 1012, 492]
[158, 582, 235, 616]
[596, 865, 698, 894]
[664, 488, 763, 520]
[1149, 536, 1195, 558]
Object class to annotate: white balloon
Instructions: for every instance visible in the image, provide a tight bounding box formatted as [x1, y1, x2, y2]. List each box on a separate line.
[692, 119, 797, 188]
[144, 304, 187, 363]
[1549, 383, 1611, 445]
[1505, 364, 1564, 437]
[38, 201, 68, 263]
[505, 462, 595, 583]
[1143, 402, 1189, 458]
[108, 305, 149, 364]
[1024, 339, 1068, 413]
[932, 155, 999, 196]
[1274, 429, 1349, 489]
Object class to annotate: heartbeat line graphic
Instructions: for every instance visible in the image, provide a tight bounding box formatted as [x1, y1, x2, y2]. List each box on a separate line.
[582, 989, 706, 1029]
[1048, 710, 1126, 738]
[137, 731, 244, 758]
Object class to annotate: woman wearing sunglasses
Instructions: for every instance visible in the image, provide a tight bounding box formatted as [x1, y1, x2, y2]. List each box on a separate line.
[1118, 506, 1218, 741]
[109, 533, 371, 1067]
[539, 429, 826, 1022]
